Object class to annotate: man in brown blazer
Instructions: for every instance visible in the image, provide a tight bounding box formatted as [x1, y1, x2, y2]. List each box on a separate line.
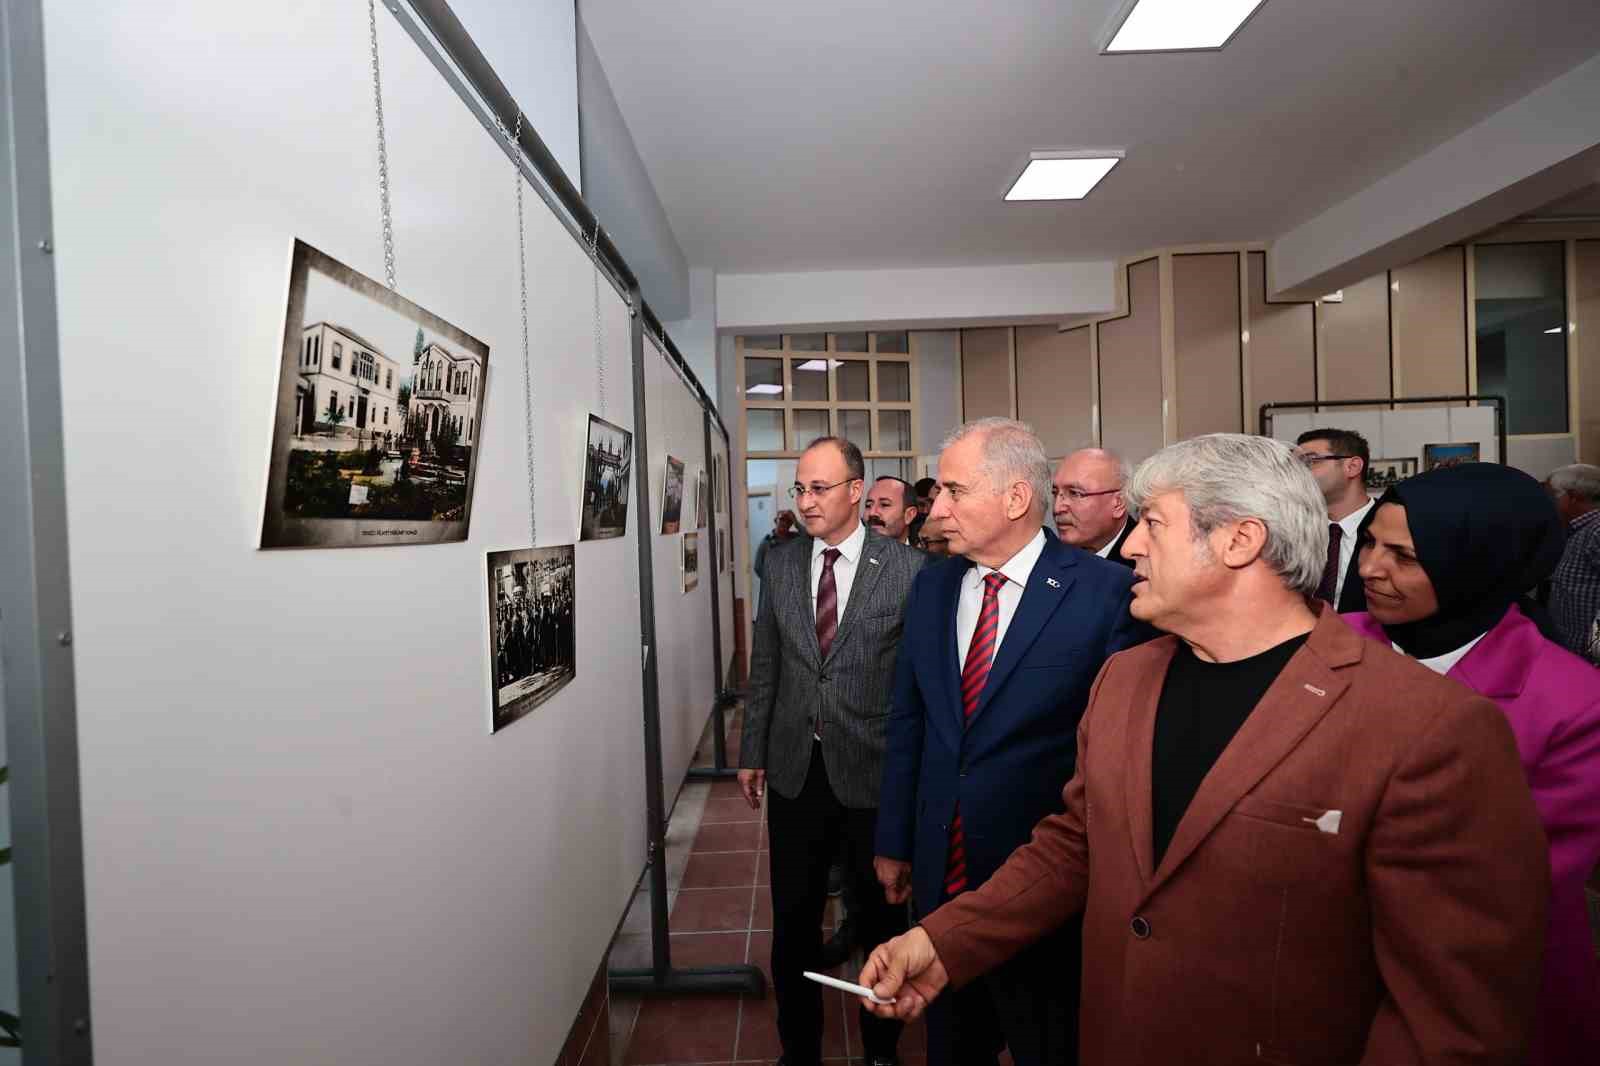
[859, 433, 1549, 1065]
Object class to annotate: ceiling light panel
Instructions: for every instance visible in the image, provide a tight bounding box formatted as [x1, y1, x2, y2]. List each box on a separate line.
[1103, 0, 1269, 54]
[1005, 153, 1122, 202]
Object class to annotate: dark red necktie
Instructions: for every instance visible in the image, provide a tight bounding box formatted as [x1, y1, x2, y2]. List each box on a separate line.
[815, 548, 841, 659]
[1316, 523, 1343, 605]
[945, 571, 1007, 896]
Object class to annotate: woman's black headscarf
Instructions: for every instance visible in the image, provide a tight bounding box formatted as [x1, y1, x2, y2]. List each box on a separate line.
[1358, 462, 1566, 659]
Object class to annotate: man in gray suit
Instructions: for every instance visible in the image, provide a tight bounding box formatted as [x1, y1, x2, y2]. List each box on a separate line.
[740, 436, 928, 1066]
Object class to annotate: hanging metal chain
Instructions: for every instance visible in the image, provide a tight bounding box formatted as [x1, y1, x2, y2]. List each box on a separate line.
[589, 221, 606, 417]
[367, 0, 397, 290]
[501, 111, 539, 548]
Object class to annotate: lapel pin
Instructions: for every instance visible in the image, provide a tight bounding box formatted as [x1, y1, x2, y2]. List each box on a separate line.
[1303, 683, 1326, 697]
[868, 557, 880, 566]
[1045, 577, 1060, 588]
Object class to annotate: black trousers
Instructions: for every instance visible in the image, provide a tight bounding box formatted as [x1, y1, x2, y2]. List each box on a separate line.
[767, 742, 907, 1063]
[924, 907, 1081, 1066]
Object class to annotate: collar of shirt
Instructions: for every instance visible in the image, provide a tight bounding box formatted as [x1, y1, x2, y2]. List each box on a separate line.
[1336, 497, 1376, 539]
[1094, 532, 1118, 559]
[812, 520, 866, 566]
[1570, 509, 1600, 533]
[1400, 631, 1487, 676]
[972, 527, 1048, 591]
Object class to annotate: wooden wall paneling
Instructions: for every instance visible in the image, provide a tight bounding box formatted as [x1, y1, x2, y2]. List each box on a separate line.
[1016, 324, 1093, 457]
[1096, 258, 1164, 463]
[1392, 246, 1468, 398]
[1246, 251, 1316, 432]
[1172, 252, 1243, 438]
[960, 326, 1013, 420]
[1318, 273, 1392, 404]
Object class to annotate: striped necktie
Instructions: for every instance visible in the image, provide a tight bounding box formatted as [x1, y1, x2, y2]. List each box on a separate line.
[945, 571, 1007, 896]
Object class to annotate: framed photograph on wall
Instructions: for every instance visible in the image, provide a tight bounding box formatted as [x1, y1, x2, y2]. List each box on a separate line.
[694, 467, 708, 529]
[485, 545, 576, 733]
[681, 532, 699, 593]
[260, 239, 489, 549]
[661, 456, 685, 534]
[1422, 442, 1480, 471]
[1365, 457, 1417, 493]
[580, 414, 633, 540]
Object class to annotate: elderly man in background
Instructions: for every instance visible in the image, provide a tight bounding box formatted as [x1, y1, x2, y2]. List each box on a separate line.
[861, 433, 1548, 1066]
[1050, 448, 1134, 566]
[1547, 463, 1600, 663]
[876, 419, 1146, 1065]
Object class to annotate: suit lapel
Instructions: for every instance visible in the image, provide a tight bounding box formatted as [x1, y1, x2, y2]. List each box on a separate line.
[970, 544, 1078, 725]
[1144, 610, 1359, 899]
[1124, 638, 1177, 887]
[944, 558, 975, 734]
[795, 538, 823, 667]
[825, 528, 888, 664]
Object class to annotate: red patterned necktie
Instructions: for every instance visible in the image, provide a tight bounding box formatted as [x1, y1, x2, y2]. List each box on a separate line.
[815, 547, 841, 659]
[945, 571, 1007, 896]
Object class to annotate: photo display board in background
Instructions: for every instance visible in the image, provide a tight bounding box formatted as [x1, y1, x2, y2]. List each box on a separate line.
[38, 1, 679, 1061]
[645, 336, 720, 807]
[1270, 405, 1500, 491]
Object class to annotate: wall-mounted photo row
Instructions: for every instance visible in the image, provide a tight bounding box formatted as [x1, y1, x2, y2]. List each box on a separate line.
[1365, 457, 1417, 493]
[260, 240, 489, 548]
[682, 532, 700, 594]
[1423, 442, 1481, 471]
[486, 545, 576, 734]
[581, 414, 632, 540]
[661, 456, 686, 534]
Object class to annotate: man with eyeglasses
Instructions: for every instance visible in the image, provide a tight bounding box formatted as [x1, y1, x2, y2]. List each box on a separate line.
[1294, 428, 1374, 612]
[1050, 448, 1135, 567]
[739, 435, 928, 1066]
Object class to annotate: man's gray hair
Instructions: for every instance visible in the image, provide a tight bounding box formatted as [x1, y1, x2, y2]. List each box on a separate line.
[941, 417, 1052, 523]
[1549, 463, 1600, 504]
[1125, 434, 1328, 597]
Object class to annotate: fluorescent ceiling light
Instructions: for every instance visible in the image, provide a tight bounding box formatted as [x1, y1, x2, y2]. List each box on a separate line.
[1544, 326, 1564, 334]
[746, 383, 783, 395]
[794, 359, 841, 371]
[1005, 151, 1122, 202]
[1103, 0, 1269, 53]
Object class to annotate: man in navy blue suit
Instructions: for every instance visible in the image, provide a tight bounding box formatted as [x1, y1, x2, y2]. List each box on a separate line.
[875, 418, 1148, 1066]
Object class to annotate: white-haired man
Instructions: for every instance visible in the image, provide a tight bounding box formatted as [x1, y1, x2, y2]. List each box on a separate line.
[861, 433, 1549, 1065]
[875, 418, 1147, 1066]
[1546, 463, 1600, 663]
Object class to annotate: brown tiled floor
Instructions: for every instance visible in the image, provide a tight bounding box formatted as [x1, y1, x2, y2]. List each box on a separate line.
[612, 711, 934, 1065]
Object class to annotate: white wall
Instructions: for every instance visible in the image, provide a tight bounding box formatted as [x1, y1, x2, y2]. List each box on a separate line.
[663, 266, 718, 399]
[42, 2, 652, 1061]
[716, 260, 1117, 332]
[449, 0, 581, 191]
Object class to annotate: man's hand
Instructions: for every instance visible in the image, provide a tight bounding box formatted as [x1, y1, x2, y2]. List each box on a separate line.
[736, 768, 766, 810]
[857, 926, 948, 1022]
[874, 856, 912, 904]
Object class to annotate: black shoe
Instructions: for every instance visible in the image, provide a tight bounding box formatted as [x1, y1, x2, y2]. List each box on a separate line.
[826, 861, 844, 897]
[815, 916, 856, 970]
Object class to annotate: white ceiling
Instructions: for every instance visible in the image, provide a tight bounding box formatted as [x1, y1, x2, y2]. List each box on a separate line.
[578, 0, 1600, 274]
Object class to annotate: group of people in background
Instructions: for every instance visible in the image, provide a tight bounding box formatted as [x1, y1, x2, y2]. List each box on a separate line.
[493, 577, 575, 689]
[738, 420, 1600, 1066]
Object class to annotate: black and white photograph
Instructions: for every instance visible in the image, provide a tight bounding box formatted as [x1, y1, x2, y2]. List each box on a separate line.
[661, 456, 686, 534]
[694, 467, 708, 529]
[1423, 441, 1481, 470]
[712, 452, 726, 513]
[261, 239, 489, 549]
[681, 531, 700, 593]
[580, 414, 633, 540]
[1365, 457, 1417, 492]
[486, 545, 577, 733]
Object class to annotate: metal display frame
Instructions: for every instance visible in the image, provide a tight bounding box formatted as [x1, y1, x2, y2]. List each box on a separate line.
[1260, 394, 1508, 467]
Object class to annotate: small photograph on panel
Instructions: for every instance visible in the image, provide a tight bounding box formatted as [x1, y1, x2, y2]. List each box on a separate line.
[1365, 457, 1417, 493]
[712, 452, 727, 513]
[580, 414, 633, 540]
[694, 467, 708, 529]
[1422, 442, 1480, 471]
[261, 240, 490, 548]
[682, 532, 700, 593]
[486, 545, 577, 733]
[661, 456, 686, 534]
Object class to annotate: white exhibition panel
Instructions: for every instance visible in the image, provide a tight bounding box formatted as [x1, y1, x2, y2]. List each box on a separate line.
[709, 429, 736, 684]
[645, 338, 717, 806]
[1270, 405, 1500, 468]
[45, 3, 647, 1063]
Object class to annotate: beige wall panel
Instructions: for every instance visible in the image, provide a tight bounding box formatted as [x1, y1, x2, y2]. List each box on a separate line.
[1173, 254, 1242, 439]
[1016, 325, 1092, 457]
[1392, 247, 1467, 398]
[1579, 241, 1600, 464]
[961, 327, 1012, 420]
[1247, 251, 1316, 432]
[1097, 259, 1164, 463]
[1320, 273, 1391, 403]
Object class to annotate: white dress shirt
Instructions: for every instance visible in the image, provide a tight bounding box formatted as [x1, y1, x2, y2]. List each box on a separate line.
[810, 520, 867, 622]
[1333, 498, 1376, 605]
[1400, 632, 1486, 677]
[957, 529, 1047, 671]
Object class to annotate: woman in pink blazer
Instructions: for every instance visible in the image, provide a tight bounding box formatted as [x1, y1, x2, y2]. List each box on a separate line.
[1344, 461, 1600, 1065]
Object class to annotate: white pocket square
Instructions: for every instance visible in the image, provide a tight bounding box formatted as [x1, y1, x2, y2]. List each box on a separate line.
[1301, 810, 1342, 835]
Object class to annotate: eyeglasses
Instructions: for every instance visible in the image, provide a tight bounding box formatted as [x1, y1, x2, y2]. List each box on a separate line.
[1297, 452, 1354, 466]
[1051, 486, 1120, 501]
[788, 478, 858, 500]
